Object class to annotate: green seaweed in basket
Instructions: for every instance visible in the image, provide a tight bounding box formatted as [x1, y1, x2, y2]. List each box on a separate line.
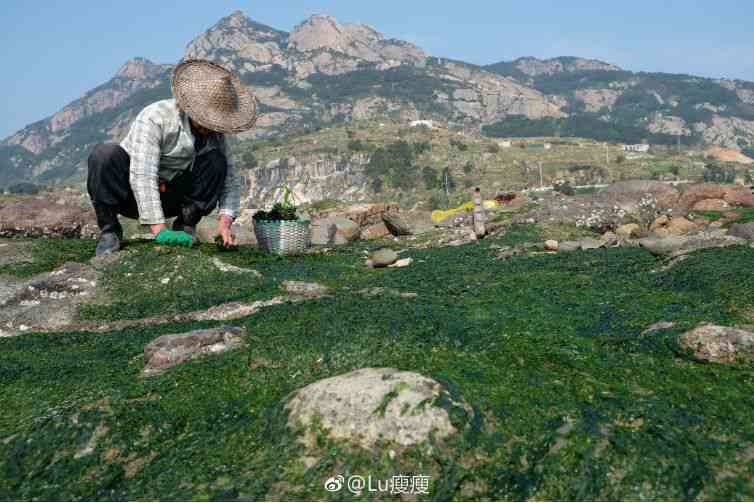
[253, 185, 299, 221]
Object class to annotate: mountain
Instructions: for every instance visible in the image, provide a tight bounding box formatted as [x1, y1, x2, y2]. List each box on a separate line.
[3, 10, 754, 187]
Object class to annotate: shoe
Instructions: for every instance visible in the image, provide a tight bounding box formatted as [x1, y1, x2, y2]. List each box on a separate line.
[172, 205, 201, 240]
[95, 232, 121, 256]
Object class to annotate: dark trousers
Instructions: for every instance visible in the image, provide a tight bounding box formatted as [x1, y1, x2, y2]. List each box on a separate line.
[87, 143, 227, 236]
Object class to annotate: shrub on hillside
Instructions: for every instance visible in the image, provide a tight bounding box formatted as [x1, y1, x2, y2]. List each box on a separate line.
[7, 182, 40, 195]
[703, 163, 736, 183]
[422, 166, 439, 189]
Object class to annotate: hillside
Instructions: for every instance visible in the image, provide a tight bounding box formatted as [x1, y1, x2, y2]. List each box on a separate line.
[3, 10, 754, 188]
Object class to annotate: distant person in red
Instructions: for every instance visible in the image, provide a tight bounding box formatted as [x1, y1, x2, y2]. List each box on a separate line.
[86, 60, 257, 256]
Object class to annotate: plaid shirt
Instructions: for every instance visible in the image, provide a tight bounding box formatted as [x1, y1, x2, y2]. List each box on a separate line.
[120, 99, 241, 225]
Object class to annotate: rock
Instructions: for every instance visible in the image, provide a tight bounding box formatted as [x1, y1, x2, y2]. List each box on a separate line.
[616, 223, 641, 240]
[729, 223, 754, 241]
[143, 326, 245, 375]
[282, 281, 329, 297]
[692, 198, 729, 212]
[641, 321, 676, 336]
[285, 368, 468, 449]
[436, 210, 472, 228]
[722, 185, 754, 207]
[650, 216, 697, 237]
[0, 262, 99, 336]
[334, 203, 400, 227]
[579, 238, 604, 250]
[0, 197, 97, 239]
[196, 216, 256, 245]
[678, 324, 754, 364]
[369, 248, 398, 267]
[361, 222, 391, 240]
[387, 258, 413, 268]
[559, 241, 581, 252]
[357, 287, 417, 299]
[211, 257, 262, 277]
[639, 236, 690, 256]
[679, 183, 754, 209]
[640, 233, 746, 257]
[310, 218, 360, 245]
[722, 212, 741, 221]
[544, 240, 558, 251]
[382, 211, 413, 236]
[601, 232, 619, 246]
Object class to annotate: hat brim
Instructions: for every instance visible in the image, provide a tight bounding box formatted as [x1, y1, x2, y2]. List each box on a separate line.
[171, 59, 258, 134]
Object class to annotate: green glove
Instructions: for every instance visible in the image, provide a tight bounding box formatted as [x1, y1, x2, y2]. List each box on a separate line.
[155, 229, 194, 247]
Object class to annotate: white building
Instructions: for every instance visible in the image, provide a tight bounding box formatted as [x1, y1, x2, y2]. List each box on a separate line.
[623, 144, 650, 152]
[409, 120, 435, 129]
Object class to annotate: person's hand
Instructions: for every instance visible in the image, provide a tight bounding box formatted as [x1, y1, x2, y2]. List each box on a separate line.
[150, 223, 168, 237]
[217, 215, 235, 248]
[155, 229, 194, 247]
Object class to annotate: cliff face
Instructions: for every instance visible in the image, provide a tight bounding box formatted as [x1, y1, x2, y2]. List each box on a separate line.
[243, 154, 370, 209]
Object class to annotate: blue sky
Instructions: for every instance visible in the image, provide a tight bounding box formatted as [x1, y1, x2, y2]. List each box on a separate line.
[1, 0, 753, 139]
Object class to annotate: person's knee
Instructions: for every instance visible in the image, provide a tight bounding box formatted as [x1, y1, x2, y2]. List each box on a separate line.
[88, 143, 122, 170]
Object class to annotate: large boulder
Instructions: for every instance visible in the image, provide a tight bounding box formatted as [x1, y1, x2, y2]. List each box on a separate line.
[333, 203, 400, 227]
[143, 326, 245, 375]
[649, 215, 697, 237]
[382, 211, 413, 236]
[729, 223, 754, 241]
[678, 183, 754, 209]
[678, 324, 754, 364]
[0, 197, 98, 239]
[639, 232, 746, 257]
[310, 217, 360, 245]
[285, 368, 468, 449]
[361, 222, 391, 240]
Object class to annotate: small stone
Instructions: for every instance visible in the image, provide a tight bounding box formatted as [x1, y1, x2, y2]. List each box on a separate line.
[544, 240, 559, 251]
[388, 258, 413, 268]
[370, 248, 399, 267]
[160, 277, 170, 285]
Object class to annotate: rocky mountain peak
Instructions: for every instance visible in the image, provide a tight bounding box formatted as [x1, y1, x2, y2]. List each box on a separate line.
[289, 14, 352, 53]
[288, 14, 425, 65]
[115, 57, 163, 79]
[183, 10, 287, 69]
[219, 10, 248, 29]
[513, 56, 622, 77]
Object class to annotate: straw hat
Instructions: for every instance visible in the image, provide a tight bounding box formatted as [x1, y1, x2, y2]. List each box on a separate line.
[171, 59, 257, 134]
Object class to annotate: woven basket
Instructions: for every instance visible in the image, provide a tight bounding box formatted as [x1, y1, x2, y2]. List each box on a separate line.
[253, 219, 311, 256]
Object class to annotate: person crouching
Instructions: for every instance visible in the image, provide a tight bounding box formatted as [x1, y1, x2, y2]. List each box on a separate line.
[86, 59, 257, 256]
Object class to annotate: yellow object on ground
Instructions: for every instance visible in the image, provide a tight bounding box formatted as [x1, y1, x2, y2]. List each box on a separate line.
[431, 199, 499, 223]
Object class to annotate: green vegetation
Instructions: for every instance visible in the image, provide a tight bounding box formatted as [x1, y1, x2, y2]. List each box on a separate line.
[482, 115, 680, 145]
[704, 163, 737, 183]
[1, 231, 753, 500]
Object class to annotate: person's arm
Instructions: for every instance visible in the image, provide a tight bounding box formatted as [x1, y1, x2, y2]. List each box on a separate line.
[216, 135, 241, 246]
[127, 114, 165, 235]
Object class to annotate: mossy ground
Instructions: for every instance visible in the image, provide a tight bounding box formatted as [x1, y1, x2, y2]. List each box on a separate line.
[1, 226, 753, 501]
